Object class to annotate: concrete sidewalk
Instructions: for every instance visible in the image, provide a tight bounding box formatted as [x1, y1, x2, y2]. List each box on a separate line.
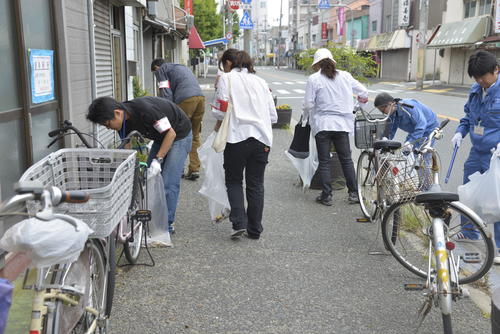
[109, 90, 491, 333]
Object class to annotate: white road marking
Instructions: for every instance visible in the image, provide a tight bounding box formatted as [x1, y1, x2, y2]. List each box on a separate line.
[296, 81, 306, 84]
[279, 96, 304, 99]
[277, 89, 291, 95]
[272, 82, 283, 85]
[293, 89, 305, 94]
[285, 82, 295, 85]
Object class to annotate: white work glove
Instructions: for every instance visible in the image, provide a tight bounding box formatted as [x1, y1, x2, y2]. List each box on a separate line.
[150, 159, 162, 176]
[451, 133, 463, 148]
[382, 137, 389, 141]
[402, 142, 413, 155]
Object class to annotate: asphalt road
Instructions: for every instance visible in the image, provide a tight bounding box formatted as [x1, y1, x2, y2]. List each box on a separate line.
[109, 70, 492, 333]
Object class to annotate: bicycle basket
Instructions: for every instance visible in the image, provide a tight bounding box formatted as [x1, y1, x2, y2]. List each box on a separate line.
[378, 151, 433, 204]
[19, 149, 137, 238]
[354, 115, 391, 150]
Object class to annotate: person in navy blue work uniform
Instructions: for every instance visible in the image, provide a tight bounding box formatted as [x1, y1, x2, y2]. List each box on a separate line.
[374, 92, 439, 151]
[451, 50, 500, 264]
[87, 96, 192, 236]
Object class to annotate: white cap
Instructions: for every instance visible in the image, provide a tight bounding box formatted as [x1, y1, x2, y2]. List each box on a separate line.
[312, 48, 336, 66]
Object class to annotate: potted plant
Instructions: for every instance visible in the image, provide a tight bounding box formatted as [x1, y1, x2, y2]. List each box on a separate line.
[273, 104, 293, 129]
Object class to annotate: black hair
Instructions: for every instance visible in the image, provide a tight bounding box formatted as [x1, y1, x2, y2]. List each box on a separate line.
[314, 58, 338, 79]
[219, 49, 256, 74]
[151, 58, 165, 71]
[87, 96, 125, 125]
[374, 92, 394, 107]
[467, 50, 498, 78]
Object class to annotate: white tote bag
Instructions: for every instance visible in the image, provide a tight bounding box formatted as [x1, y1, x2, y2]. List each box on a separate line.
[212, 76, 233, 153]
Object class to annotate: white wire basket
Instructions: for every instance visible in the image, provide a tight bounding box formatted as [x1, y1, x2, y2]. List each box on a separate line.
[378, 150, 433, 204]
[19, 148, 137, 238]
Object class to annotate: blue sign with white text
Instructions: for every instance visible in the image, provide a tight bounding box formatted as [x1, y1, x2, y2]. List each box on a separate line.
[318, 0, 330, 9]
[241, 0, 251, 4]
[239, 10, 253, 29]
[29, 49, 55, 104]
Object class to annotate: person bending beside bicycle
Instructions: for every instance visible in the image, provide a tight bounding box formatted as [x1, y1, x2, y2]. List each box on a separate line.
[374, 92, 439, 152]
[87, 96, 192, 235]
[451, 50, 500, 263]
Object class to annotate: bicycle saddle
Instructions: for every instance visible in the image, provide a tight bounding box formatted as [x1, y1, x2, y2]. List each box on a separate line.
[373, 140, 401, 151]
[415, 192, 459, 204]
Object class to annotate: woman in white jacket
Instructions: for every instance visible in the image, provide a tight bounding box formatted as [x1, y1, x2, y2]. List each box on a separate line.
[212, 49, 277, 239]
[302, 48, 368, 206]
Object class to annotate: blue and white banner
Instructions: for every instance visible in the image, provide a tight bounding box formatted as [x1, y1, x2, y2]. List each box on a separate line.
[29, 49, 55, 104]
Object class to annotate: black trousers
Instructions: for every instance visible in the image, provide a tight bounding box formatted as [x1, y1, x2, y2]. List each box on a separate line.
[315, 131, 357, 196]
[223, 138, 270, 236]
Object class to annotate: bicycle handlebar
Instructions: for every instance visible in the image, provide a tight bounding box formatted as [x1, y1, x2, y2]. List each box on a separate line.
[48, 120, 92, 148]
[117, 130, 146, 149]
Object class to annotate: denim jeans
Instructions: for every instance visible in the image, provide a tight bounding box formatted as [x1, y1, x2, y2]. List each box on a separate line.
[148, 131, 192, 230]
[315, 131, 357, 196]
[224, 138, 270, 237]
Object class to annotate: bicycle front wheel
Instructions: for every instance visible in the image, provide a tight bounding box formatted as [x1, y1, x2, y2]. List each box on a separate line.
[123, 167, 145, 264]
[357, 151, 377, 219]
[381, 201, 494, 284]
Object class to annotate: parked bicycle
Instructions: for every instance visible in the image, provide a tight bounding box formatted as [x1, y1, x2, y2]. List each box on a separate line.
[380, 119, 495, 333]
[0, 182, 109, 333]
[48, 121, 150, 265]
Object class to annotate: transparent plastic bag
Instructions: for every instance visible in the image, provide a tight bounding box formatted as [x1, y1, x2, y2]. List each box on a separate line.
[146, 169, 172, 246]
[0, 216, 93, 268]
[458, 144, 500, 223]
[285, 131, 318, 189]
[199, 132, 230, 221]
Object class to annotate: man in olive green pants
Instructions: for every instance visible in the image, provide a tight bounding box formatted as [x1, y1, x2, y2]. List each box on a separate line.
[151, 59, 205, 180]
[178, 95, 205, 178]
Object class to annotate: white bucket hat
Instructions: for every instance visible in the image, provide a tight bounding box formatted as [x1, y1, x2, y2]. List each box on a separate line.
[312, 48, 336, 66]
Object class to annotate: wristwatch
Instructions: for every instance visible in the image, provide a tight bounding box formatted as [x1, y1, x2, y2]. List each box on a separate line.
[156, 157, 164, 164]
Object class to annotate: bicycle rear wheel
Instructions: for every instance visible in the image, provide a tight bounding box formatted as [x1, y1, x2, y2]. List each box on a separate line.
[357, 151, 377, 219]
[381, 201, 494, 284]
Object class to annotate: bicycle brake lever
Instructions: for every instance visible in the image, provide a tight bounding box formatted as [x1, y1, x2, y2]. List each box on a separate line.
[47, 136, 60, 149]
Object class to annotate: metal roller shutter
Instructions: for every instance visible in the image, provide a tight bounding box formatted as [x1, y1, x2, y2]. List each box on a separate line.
[94, 0, 116, 147]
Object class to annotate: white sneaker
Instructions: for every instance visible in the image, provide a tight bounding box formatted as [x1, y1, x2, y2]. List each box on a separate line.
[494, 256, 500, 265]
[230, 228, 246, 239]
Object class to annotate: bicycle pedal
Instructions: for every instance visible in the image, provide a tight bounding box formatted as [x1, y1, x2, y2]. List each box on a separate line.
[134, 209, 151, 222]
[355, 218, 371, 223]
[462, 252, 481, 263]
[404, 283, 425, 291]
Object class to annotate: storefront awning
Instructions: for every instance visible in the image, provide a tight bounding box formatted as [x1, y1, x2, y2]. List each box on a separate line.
[114, 0, 146, 7]
[427, 15, 490, 48]
[356, 38, 371, 51]
[387, 29, 411, 50]
[188, 26, 205, 49]
[367, 32, 394, 51]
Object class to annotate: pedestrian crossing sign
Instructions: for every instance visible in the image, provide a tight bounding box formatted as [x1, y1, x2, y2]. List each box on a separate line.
[239, 10, 253, 30]
[318, 0, 330, 9]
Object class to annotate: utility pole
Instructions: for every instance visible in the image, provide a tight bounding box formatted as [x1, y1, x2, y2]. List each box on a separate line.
[244, 13, 251, 53]
[416, 0, 429, 90]
[277, 0, 283, 69]
[307, 1, 312, 49]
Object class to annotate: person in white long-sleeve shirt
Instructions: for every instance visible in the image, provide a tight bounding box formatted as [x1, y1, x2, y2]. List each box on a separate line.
[212, 49, 277, 239]
[302, 48, 368, 206]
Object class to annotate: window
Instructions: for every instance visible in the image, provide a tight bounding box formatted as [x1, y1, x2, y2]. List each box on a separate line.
[385, 15, 391, 31]
[464, 0, 477, 18]
[479, 0, 491, 15]
[260, 1, 266, 8]
[372, 20, 377, 32]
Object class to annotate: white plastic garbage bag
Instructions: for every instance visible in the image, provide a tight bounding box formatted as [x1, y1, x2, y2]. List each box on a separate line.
[0, 217, 93, 268]
[458, 143, 500, 223]
[198, 132, 230, 221]
[285, 131, 318, 189]
[146, 168, 172, 246]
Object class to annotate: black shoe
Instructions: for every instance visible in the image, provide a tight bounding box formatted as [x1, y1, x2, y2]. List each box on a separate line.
[245, 232, 260, 240]
[315, 194, 333, 206]
[348, 192, 360, 204]
[184, 171, 200, 181]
